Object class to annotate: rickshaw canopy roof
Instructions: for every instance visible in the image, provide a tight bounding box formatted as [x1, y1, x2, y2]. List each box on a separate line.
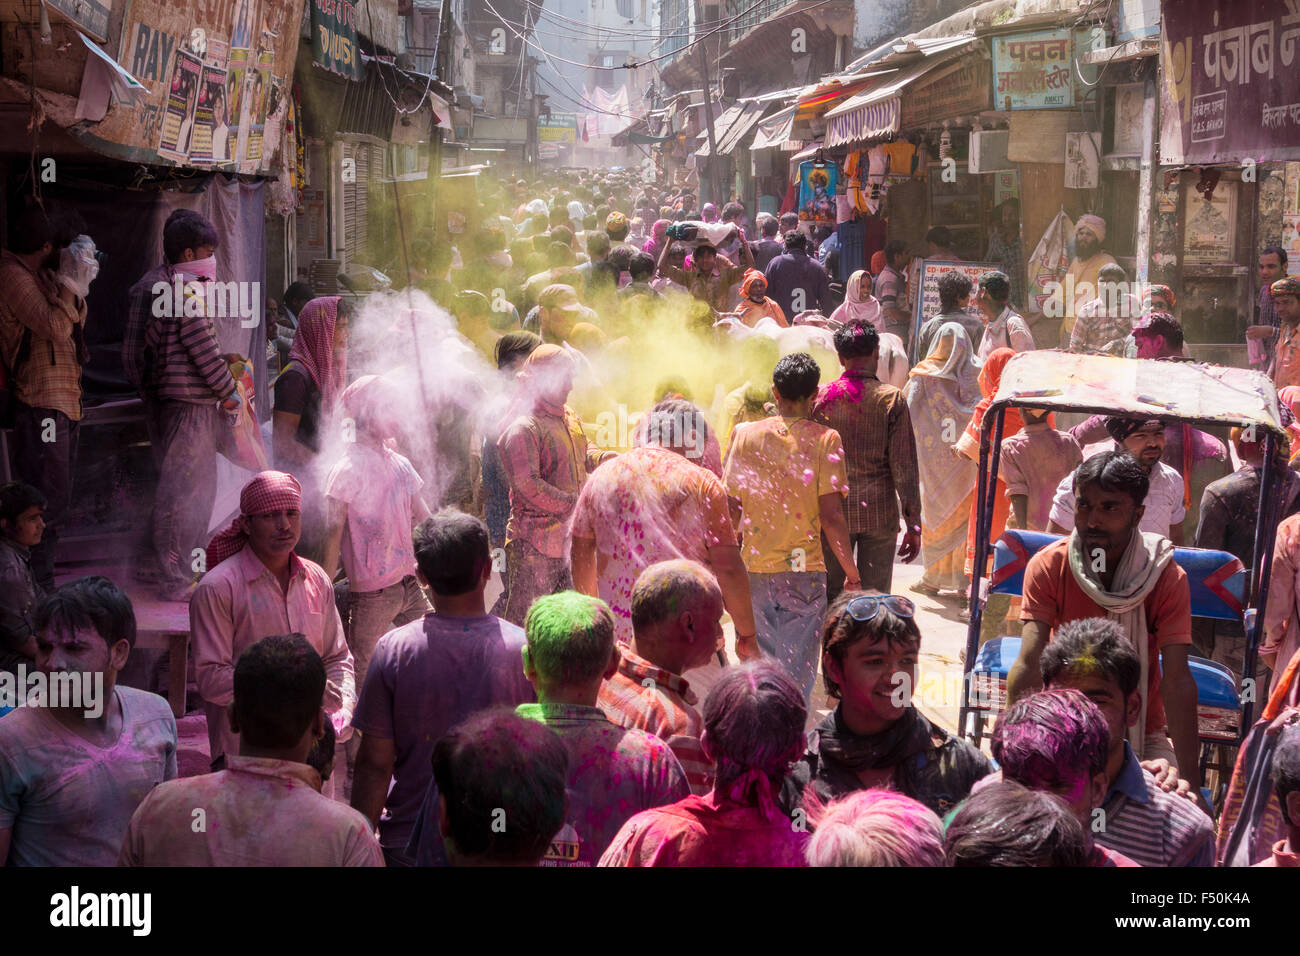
[989, 351, 1285, 436]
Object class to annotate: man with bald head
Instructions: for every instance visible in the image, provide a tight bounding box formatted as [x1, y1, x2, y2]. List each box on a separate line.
[598, 560, 724, 794]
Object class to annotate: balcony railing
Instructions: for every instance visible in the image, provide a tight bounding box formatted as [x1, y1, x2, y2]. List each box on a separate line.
[727, 0, 790, 44]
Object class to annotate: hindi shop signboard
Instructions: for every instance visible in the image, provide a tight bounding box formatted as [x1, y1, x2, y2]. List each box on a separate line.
[1160, 0, 1300, 165]
[992, 29, 1073, 110]
[901, 54, 991, 128]
[311, 0, 362, 81]
[538, 112, 578, 144]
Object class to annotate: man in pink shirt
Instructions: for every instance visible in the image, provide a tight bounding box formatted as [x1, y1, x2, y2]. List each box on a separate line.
[1000, 408, 1083, 531]
[120, 634, 382, 866]
[191, 471, 356, 772]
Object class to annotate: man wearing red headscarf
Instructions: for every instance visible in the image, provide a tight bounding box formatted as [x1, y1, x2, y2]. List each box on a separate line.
[191, 470, 356, 775]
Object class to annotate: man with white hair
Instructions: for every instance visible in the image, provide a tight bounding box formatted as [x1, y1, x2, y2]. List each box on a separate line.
[1057, 214, 1117, 349]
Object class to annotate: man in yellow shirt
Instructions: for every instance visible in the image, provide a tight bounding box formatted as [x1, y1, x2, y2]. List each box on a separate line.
[723, 352, 859, 701]
[1059, 214, 1117, 348]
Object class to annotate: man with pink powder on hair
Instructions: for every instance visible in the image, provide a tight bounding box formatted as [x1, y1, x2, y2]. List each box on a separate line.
[992, 688, 1139, 866]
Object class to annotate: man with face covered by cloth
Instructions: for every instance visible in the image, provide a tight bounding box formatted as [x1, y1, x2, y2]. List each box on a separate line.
[192, 471, 356, 776]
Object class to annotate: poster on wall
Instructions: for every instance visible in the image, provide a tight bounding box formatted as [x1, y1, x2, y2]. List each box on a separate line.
[1182, 180, 1237, 264]
[103, 0, 299, 172]
[188, 64, 231, 166]
[798, 162, 838, 224]
[992, 29, 1074, 110]
[1111, 83, 1145, 155]
[239, 52, 273, 173]
[994, 170, 1020, 206]
[156, 48, 202, 162]
[1065, 132, 1101, 189]
[1282, 214, 1300, 276]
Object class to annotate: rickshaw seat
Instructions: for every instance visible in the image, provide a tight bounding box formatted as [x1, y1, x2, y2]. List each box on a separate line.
[969, 641, 1242, 742]
[988, 530, 1246, 621]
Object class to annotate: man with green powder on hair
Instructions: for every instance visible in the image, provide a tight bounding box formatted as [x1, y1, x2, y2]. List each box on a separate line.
[407, 591, 688, 866]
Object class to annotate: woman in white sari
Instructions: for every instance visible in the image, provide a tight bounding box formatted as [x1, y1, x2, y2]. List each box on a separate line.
[903, 321, 981, 598]
[829, 269, 882, 331]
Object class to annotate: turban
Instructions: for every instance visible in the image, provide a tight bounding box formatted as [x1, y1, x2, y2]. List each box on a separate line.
[205, 471, 303, 570]
[520, 342, 576, 379]
[605, 211, 627, 232]
[1105, 416, 1164, 443]
[1075, 214, 1107, 241]
[1271, 276, 1300, 299]
[870, 250, 887, 275]
[1143, 284, 1176, 308]
[739, 268, 767, 300]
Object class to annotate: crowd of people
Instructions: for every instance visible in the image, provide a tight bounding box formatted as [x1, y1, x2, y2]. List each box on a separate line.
[1, 169, 1299, 868]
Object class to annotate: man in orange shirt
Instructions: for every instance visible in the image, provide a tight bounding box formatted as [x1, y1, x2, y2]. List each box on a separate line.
[1005, 450, 1201, 795]
[723, 352, 859, 700]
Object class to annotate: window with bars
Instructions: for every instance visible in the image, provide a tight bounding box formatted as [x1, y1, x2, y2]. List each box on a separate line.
[660, 0, 690, 58]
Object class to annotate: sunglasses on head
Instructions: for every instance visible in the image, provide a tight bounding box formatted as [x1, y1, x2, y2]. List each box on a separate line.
[843, 594, 916, 622]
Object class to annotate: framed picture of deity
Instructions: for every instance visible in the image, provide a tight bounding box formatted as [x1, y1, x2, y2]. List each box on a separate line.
[1181, 179, 1236, 266]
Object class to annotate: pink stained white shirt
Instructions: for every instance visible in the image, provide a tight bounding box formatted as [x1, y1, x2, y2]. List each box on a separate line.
[999, 422, 1084, 531]
[119, 756, 384, 866]
[570, 446, 737, 645]
[324, 441, 424, 592]
[190, 546, 356, 764]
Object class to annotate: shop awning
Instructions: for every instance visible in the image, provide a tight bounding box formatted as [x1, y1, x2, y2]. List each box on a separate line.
[751, 105, 797, 150]
[823, 49, 967, 147]
[694, 103, 744, 158]
[713, 100, 769, 156]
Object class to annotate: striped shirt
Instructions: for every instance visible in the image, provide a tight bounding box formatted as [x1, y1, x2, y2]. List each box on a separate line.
[812, 371, 921, 537]
[127, 268, 236, 404]
[1095, 743, 1216, 867]
[0, 250, 86, 420]
[598, 649, 712, 795]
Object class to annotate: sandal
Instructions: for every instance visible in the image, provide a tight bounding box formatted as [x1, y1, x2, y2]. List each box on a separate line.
[910, 582, 941, 597]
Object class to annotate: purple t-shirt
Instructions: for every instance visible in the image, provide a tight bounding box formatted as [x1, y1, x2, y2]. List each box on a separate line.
[351, 612, 533, 849]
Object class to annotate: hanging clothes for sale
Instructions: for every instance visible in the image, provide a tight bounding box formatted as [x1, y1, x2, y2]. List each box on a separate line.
[797, 160, 839, 225]
[837, 218, 865, 283]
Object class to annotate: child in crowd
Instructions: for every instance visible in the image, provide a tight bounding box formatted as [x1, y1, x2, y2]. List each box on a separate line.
[322, 375, 432, 795]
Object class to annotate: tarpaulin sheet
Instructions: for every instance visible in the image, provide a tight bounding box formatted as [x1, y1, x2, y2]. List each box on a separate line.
[991, 351, 1285, 435]
[73, 175, 268, 413]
